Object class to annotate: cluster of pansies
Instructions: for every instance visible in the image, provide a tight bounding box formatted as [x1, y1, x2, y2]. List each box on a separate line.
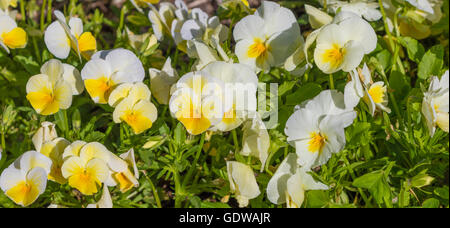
[0, 122, 138, 207]
[0, 0, 448, 208]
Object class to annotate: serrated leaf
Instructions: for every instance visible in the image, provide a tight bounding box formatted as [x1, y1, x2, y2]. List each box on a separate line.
[418, 45, 444, 79]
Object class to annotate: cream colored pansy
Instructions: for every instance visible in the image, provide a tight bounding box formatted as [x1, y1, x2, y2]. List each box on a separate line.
[112, 85, 157, 135]
[147, 1, 176, 41]
[40, 137, 70, 184]
[344, 63, 391, 115]
[422, 70, 449, 136]
[44, 10, 96, 59]
[104, 149, 139, 193]
[170, 0, 191, 45]
[0, 15, 27, 53]
[326, 0, 382, 21]
[32, 121, 58, 153]
[125, 27, 158, 52]
[202, 61, 258, 132]
[267, 153, 328, 208]
[233, 1, 302, 72]
[108, 82, 151, 107]
[61, 142, 111, 195]
[226, 161, 260, 208]
[0, 151, 52, 207]
[81, 48, 145, 104]
[26, 60, 74, 116]
[285, 90, 356, 169]
[405, 0, 434, 14]
[305, 4, 333, 29]
[169, 71, 227, 135]
[186, 40, 222, 71]
[86, 185, 113, 208]
[240, 114, 269, 172]
[313, 11, 377, 74]
[149, 57, 180, 105]
[180, 10, 228, 44]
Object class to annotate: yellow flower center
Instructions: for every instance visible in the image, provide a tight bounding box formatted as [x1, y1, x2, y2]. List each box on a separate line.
[222, 107, 237, 125]
[322, 44, 345, 69]
[307, 132, 326, 153]
[114, 172, 134, 193]
[247, 38, 269, 59]
[368, 85, 385, 104]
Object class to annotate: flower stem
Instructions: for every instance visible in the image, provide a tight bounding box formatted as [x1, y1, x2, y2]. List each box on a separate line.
[40, 0, 47, 32]
[232, 129, 239, 152]
[329, 74, 334, 89]
[181, 132, 205, 188]
[142, 171, 162, 208]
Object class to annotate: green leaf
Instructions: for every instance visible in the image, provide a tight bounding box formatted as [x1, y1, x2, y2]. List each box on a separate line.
[389, 71, 410, 101]
[13, 56, 40, 75]
[278, 80, 297, 97]
[422, 198, 440, 208]
[305, 190, 329, 208]
[353, 170, 391, 205]
[418, 45, 444, 80]
[397, 37, 425, 63]
[411, 173, 434, 188]
[285, 83, 322, 105]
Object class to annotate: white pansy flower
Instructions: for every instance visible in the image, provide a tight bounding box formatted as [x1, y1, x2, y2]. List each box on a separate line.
[226, 161, 261, 208]
[267, 153, 328, 208]
[180, 9, 228, 44]
[240, 114, 269, 172]
[285, 90, 356, 169]
[326, 0, 382, 21]
[344, 63, 391, 115]
[305, 4, 333, 29]
[314, 11, 377, 74]
[149, 57, 179, 105]
[233, 1, 302, 72]
[147, 2, 176, 41]
[202, 61, 258, 132]
[422, 70, 449, 136]
[81, 48, 145, 104]
[0, 151, 52, 207]
[86, 185, 113, 208]
[405, 0, 434, 14]
[44, 10, 96, 59]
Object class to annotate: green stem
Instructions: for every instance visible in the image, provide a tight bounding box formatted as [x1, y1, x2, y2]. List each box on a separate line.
[117, 5, 127, 37]
[142, 172, 162, 208]
[181, 133, 205, 188]
[62, 109, 69, 138]
[329, 74, 334, 90]
[47, 0, 53, 24]
[174, 170, 183, 208]
[232, 129, 239, 152]
[20, 0, 26, 22]
[342, 154, 372, 207]
[40, 0, 47, 32]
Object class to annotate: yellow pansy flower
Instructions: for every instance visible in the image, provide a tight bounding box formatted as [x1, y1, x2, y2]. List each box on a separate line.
[40, 137, 70, 184]
[26, 59, 76, 116]
[105, 149, 139, 193]
[61, 142, 110, 195]
[0, 15, 27, 53]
